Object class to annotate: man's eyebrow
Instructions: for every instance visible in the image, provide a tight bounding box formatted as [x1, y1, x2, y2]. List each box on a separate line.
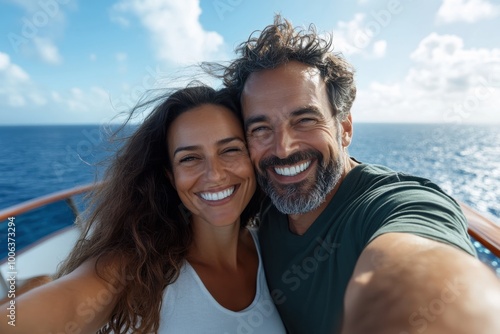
[244, 106, 325, 132]
[173, 137, 245, 157]
[290, 106, 324, 118]
[244, 115, 269, 132]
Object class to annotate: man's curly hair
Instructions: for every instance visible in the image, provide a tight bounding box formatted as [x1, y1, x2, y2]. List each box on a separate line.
[221, 14, 357, 120]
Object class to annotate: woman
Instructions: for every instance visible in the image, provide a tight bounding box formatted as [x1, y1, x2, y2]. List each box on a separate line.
[0, 85, 286, 333]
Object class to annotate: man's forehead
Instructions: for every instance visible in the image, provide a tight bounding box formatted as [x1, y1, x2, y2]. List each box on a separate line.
[243, 61, 322, 93]
[241, 61, 327, 116]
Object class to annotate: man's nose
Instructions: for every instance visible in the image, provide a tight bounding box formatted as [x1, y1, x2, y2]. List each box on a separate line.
[273, 128, 298, 159]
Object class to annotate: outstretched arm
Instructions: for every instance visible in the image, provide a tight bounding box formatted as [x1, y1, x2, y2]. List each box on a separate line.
[342, 233, 500, 334]
[0, 258, 124, 333]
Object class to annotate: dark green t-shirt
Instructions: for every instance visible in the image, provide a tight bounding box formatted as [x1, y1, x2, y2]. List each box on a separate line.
[258, 163, 475, 334]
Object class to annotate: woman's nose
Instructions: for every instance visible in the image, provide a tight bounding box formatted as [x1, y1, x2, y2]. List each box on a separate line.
[205, 158, 227, 182]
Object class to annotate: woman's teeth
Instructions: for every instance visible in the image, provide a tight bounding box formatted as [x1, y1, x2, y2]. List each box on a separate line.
[200, 186, 235, 201]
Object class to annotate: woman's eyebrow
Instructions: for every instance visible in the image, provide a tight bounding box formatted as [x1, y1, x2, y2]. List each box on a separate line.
[173, 137, 245, 157]
[217, 137, 245, 145]
[173, 145, 199, 157]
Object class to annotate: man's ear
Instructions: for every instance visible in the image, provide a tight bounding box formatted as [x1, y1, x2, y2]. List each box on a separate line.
[340, 113, 353, 147]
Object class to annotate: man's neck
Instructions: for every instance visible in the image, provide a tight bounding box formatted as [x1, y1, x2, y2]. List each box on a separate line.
[287, 156, 359, 235]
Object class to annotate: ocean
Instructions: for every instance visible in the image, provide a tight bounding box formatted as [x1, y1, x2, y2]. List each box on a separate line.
[0, 124, 499, 275]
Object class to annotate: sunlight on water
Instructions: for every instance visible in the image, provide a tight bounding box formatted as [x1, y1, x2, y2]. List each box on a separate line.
[350, 124, 500, 221]
[350, 123, 500, 276]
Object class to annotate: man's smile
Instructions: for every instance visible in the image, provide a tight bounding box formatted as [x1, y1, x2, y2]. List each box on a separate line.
[273, 160, 311, 176]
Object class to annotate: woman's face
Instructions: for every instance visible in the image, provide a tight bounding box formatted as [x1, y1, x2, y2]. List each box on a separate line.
[168, 104, 256, 227]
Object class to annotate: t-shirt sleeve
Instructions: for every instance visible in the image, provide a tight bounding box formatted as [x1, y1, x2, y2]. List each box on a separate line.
[365, 182, 476, 256]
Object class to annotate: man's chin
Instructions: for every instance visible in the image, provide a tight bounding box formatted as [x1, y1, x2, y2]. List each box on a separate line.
[268, 192, 324, 215]
[268, 183, 316, 204]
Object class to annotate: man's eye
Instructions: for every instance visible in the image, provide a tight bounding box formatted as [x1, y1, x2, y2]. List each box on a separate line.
[298, 118, 317, 125]
[250, 126, 271, 135]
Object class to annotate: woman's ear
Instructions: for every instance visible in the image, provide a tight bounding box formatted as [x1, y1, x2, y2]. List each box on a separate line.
[166, 169, 175, 189]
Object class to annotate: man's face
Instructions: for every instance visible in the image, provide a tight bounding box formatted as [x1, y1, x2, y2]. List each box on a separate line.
[241, 61, 352, 215]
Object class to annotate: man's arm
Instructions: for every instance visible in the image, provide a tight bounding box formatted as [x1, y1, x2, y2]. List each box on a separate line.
[341, 233, 500, 334]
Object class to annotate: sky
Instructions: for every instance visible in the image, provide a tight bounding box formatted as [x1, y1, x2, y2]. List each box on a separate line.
[0, 0, 499, 125]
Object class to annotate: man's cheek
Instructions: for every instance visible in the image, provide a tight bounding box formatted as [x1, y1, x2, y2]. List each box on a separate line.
[248, 147, 262, 166]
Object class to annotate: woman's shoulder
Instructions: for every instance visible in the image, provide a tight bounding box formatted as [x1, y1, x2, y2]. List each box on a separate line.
[244, 226, 260, 249]
[246, 225, 259, 239]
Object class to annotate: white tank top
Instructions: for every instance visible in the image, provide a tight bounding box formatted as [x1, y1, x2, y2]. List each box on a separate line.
[158, 229, 286, 333]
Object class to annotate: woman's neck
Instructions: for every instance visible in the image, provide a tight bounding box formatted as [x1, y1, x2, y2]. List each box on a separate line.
[185, 218, 258, 312]
[187, 218, 245, 269]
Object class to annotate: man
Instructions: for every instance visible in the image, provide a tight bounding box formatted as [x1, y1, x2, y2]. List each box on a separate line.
[219, 16, 500, 333]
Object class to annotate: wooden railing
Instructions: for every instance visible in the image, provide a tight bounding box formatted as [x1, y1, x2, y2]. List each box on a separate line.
[0, 184, 96, 222]
[1, 184, 499, 258]
[460, 203, 500, 258]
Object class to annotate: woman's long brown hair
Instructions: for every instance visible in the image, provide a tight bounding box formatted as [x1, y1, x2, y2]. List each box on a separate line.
[55, 85, 262, 333]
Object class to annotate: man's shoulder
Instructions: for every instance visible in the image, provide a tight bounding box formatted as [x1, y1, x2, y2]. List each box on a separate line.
[346, 163, 445, 193]
[343, 163, 400, 188]
[257, 196, 286, 232]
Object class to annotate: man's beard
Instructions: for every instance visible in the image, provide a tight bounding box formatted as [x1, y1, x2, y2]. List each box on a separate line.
[257, 147, 344, 215]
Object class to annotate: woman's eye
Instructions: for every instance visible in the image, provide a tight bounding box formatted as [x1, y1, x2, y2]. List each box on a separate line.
[223, 147, 242, 153]
[222, 145, 248, 156]
[179, 156, 197, 163]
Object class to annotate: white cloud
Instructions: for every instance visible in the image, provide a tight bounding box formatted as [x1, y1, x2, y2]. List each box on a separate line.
[90, 53, 97, 61]
[34, 37, 62, 64]
[28, 92, 47, 106]
[51, 87, 110, 114]
[111, 0, 225, 64]
[51, 86, 118, 124]
[354, 33, 500, 123]
[437, 0, 500, 24]
[331, 14, 389, 58]
[409, 33, 500, 92]
[0, 51, 117, 124]
[0, 56, 29, 82]
[372, 40, 387, 58]
[7, 84, 117, 124]
[115, 52, 127, 62]
[110, 12, 130, 27]
[115, 52, 128, 73]
[6, 0, 75, 62]
[0, 52, 32, 108]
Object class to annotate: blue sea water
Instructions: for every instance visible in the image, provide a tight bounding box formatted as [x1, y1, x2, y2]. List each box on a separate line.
[0, 124, 499, 275]
[0, 125, 114, 257]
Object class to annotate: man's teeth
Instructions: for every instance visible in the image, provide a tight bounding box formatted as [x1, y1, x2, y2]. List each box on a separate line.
[200, 187, 235, 201]
[274, 161, 311, 176]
